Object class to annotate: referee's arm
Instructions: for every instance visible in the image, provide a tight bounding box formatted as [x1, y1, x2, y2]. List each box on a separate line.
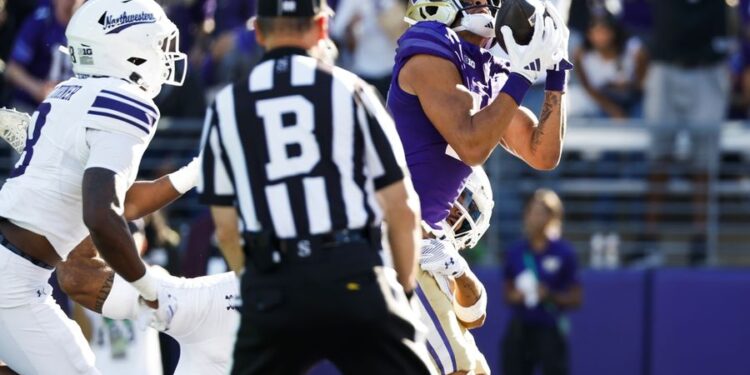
[197, 104, 244, 275]
[358, 85, 421, 294]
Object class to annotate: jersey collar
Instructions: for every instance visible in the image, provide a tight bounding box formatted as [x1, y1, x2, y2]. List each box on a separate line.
[261, 47, 310, 61]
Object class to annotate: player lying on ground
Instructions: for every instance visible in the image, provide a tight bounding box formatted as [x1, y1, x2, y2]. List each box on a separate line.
[0, 0, 191, 372]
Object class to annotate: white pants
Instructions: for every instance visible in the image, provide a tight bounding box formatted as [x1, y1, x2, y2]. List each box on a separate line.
[158, 271, 241, 375]
[0, 246, 99, 374]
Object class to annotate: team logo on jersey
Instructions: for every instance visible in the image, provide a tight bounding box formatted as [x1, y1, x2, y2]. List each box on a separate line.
[542, 256, 561, 274]
[98, 11, 156, 34]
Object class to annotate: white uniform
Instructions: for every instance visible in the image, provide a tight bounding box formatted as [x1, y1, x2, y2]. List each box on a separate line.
[155, 271, 240, 375]
[0, 77, 159, 374]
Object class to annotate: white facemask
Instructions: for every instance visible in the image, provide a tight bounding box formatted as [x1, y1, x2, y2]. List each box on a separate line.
[453, 12, 496, 39]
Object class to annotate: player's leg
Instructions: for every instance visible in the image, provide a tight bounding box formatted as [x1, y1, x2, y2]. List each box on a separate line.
[414, 271, 482, 375]
[0, 244, 99, 374]
[327, 267, 433, 375]
[501, 317, 534, 375]
[231, 271, 321, 375]
[538, 325, 568, 375]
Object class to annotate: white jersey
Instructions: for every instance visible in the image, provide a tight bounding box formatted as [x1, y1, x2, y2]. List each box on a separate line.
[84, 310, 163, 375]
[0, 77, 159, 259]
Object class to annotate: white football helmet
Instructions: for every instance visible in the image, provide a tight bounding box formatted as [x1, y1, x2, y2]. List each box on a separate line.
[405, 0, 499, 40]
[66, 0, 187, 98]
[442, 166, 494, 250]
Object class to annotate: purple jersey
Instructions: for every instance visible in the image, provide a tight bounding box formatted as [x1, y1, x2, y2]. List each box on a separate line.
[504, 238, 580, 326]
[9, 6, 72, 107]
[386, 21, 509, 227]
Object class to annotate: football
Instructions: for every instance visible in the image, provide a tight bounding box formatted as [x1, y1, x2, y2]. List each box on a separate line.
[494, 0, 540, 52]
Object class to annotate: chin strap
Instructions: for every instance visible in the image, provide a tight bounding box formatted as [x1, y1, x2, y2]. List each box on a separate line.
[452, 12, 496, 39]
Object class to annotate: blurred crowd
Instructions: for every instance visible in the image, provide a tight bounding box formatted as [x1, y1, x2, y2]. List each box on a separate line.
[0, 0, 742, 264]
[0, 0, 744, 119]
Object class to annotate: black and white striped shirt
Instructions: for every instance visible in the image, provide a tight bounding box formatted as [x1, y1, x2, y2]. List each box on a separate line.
[197, 47, 407, 239]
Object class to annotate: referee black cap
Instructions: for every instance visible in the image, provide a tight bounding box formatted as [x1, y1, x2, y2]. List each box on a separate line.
[257, 0, 332, 17]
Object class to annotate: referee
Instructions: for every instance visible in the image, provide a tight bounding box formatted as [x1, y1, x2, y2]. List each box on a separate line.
[197, 1, 432, 374]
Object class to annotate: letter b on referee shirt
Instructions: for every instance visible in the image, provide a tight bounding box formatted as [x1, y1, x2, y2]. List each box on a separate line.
[257, 96, 320, 181]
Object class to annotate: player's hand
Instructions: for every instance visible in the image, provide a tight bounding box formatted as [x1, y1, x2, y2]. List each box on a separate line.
[0, 107, 30, 154]
[499, 6, 559, 83]
[168, 155, 201, 194]
[419, 238, 468, 278]
[544, 1, 573, 72]
[149, 286, 178, 332]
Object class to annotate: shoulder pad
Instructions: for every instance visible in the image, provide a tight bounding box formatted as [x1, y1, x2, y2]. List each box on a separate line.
[396, 21, 462, 68]
[84, 85, 159, 140]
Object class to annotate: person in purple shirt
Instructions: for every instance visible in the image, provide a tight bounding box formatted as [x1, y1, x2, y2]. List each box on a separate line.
[5, 0, 81, 110]
[387, 0, 572, 373]
[502, 189, 583, 375]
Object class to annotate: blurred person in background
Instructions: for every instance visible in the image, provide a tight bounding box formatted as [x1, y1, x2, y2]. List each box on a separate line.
[571, 9, 647, 118]
[5, 0, 82, 112]
[729, 0, 750, 119]
[502, 189, 582, 375]
[644, 0, 731, 264]
[330, 0, 406, 97]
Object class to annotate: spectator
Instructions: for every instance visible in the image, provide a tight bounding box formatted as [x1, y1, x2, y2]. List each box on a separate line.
[729, 0, 750, 119]
[644, 0, 730, 263]
[5, 0, 82, 111]
[502, 189, 583, 375]
[330, 0, 405, 97]
[201, 0, 254, 37]
[571, 10, 648, 118]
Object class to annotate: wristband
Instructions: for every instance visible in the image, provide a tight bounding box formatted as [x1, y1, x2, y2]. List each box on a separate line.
[130, 267, 157, 302]
[500, 73, 532, 105]
[545, 70, 568, 92]
[453, 284, 487, 323]
[168, 157, 200, 194]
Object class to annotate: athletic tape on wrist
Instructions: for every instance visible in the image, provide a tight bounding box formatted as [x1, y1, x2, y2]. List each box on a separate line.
[453, 284, 488, 323]
[500, 73, 532, 105]
[168, 158, 199, 194]
[545, 70, 567, 92]
[130, 267, 157, 302]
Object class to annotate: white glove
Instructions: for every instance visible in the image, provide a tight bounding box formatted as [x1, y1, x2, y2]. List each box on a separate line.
[148, 285, 178, 332]
[500, 5, 563, 83]
[544, 1, 571, 71]
[514, 269, 539, 308]
[419, 238, 468, 278]
[0, 107, 30, 154]
[168, 156, 201, 194]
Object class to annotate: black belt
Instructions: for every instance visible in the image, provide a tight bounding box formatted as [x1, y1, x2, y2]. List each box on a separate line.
[0, 232, 54, 270]
[244, 227, 381, 268]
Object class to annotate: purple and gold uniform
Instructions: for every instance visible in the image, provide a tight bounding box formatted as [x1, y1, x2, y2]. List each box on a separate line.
[387, 21, 509, 374]
[387, 21, 509, 229]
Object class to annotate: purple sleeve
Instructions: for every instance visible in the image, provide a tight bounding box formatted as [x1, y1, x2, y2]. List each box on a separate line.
[560, 241, 580, 288]
[10, 15, 42, 66]
[503, 242, 521, 281]
[395, 23, 462, 69]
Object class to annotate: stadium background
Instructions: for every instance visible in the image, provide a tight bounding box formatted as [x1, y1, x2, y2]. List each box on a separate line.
[1, 0, 749, 374]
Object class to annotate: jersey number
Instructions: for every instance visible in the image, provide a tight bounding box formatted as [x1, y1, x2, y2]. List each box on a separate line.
[256, 96, 320, 180]
[9, 102, 51, 178]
